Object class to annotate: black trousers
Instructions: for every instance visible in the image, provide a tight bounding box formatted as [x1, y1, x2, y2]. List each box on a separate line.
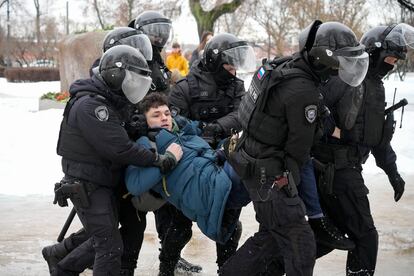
[220, 188, 316, 276]
[317, 167, 378, 276]
[58, 187, 123, 275]
[154, 203, 243, 272]
[57, 186, 147, 274]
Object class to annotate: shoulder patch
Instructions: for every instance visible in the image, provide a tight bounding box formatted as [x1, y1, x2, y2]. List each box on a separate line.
[95, 105, 109, 121]
[170, 106, 180, 117]
[257, 67, 266, 80]
[304, 105, 317, 123]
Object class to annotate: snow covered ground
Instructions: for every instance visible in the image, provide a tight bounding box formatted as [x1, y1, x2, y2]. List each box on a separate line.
[0, 74, 413, 275]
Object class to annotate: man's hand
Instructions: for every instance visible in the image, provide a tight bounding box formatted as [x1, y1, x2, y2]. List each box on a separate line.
[126, 114, 148, 139]
[332, 127, 341, 139]
[166, 143, 183, 162]
[389, 174, 405, 202]
[203, 123, 223, 136]
[153, 143, 183, 174]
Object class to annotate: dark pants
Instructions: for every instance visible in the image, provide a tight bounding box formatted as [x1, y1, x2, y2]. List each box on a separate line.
[57, 186, 147, 274]
[317, 167, 378, 276]
[220, 187, 316, 276]
[58, 187, 123, 275]
[154, 203, 243, 272]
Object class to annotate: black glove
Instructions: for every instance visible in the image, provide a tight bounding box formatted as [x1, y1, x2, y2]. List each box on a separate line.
[125, 114, 148, 139]
[200, 122, 223, 146]
[388, 173, 405, 202]
[153, 151, 178, 174]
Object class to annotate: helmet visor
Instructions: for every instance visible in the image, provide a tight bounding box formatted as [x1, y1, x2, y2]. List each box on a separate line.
[122, 70, 152, 104]
[140, 22, 173, 48]
[221, 45, 257, 73]
[119, 34, 153, 61]
[385, 23, 414, 48]
[337, 52, 369, 87]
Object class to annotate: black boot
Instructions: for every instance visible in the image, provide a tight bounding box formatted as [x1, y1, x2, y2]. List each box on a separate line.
[119, 268, 135, 276]
[175, 257, 202, 273]
[159, 260, 176, 276]
[309, 217, 355, 250]
[42, 242, 69, 275]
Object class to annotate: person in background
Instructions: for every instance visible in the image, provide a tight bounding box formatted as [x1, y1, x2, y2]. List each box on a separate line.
[166, 42, 189, 77]
[184, 49, 193, 63]
[189, 31, 213, 67]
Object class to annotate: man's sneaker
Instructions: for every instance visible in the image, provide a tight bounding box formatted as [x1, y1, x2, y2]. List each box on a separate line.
[309, 217, 355, 250]
[175, 257, 202, 273]
[41, 243, 68, 275]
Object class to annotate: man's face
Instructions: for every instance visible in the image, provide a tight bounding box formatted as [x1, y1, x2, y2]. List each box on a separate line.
[145, 105, 172, 131]
[223, 63, 236, 76]
[384, 56, 399, 66]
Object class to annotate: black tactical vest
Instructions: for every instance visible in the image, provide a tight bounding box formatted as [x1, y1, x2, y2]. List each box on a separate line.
[57, 92, 108, 166]
[186, 73, 240, 122]
[238, 57, 310, 146]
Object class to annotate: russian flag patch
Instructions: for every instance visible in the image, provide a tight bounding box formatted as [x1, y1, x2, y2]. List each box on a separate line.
[257, 67, 265, 80]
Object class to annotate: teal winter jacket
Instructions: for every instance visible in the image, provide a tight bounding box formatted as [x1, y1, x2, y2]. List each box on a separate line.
[125, 120, 233, 243]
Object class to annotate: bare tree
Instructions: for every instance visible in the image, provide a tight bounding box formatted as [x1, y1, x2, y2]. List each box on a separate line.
[34, 0, 41, 42]
[93, 0, 107, 29]
[189, 0, 245, 39]
[214, 0, 256, 36]
[327, 0, 368, 38]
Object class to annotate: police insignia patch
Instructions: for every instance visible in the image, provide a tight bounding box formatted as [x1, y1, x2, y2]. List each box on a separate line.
[171, 107, 179, 117]
[304, 105, 317, 123]
[95, 106, 109, 121]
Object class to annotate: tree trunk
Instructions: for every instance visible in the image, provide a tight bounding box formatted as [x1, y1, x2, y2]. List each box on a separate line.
[34, 0, 41, 43]
[189, 0, 244, 40]
[93, 0, 105, 29]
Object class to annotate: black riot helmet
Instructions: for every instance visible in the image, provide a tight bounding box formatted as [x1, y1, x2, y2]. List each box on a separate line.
[360, 23, 414, 76]
[202, 33, 256, 73]
[131, 11, 173, 48]
[99, 45, 152, 104]
[102, 27, 153, 61]
[300, 21, 369, 87]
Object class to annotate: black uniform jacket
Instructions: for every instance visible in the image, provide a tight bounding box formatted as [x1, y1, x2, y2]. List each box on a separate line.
[319, 74, 398, 177]
[244, 56, 320, 177]
[57, 75, 156, 187]
[169, 60, 245, 135]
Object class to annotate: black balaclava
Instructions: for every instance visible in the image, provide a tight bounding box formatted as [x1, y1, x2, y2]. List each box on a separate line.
[213, 64, 236, 88]
[369, 48, 396, 79]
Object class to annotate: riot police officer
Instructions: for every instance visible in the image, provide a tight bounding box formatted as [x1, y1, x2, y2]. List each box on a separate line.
[313, 23, 413, 276]
[130, 10, 173, 94]
[42, 28, 155, 276]
[220, 21, 370, 276]
[166, 33, 256, 272]
[169, 33, 254, 146]
[48, 45, 182, 275]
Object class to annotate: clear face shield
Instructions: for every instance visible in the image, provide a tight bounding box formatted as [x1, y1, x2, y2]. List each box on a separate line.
[119, 34, 153, 61]
[337, 52, 369, 87]
[384, 23, 414, 59]
[122, 69, 152, 104]
[140, 22, 173, 48]
[221, 45, 257, 73]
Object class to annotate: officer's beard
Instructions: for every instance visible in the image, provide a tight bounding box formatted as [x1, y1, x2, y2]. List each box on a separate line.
[213, 65, 236, 88]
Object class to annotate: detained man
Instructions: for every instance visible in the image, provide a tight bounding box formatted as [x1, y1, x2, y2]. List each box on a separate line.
[125, 93, 250, 250]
